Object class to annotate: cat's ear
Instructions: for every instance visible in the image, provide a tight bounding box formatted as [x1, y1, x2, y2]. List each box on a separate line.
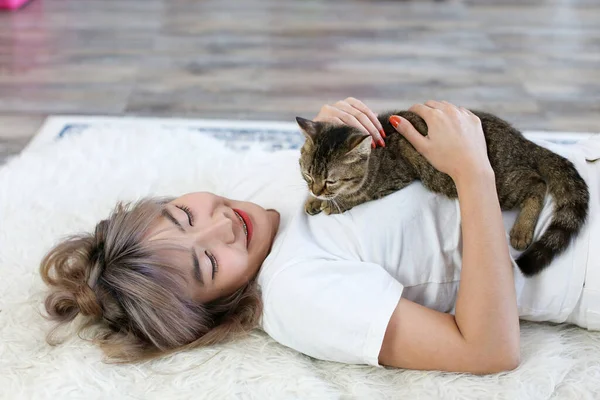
[343, 134, 372, 164]
[296, 117, 319, 141]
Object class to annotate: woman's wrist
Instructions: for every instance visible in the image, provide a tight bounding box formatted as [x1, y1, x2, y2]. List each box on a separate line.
[453, 165, 495, 190]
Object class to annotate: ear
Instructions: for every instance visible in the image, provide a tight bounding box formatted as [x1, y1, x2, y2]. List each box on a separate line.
[343, 134, 372, 164]
[296, 117, 319, 141]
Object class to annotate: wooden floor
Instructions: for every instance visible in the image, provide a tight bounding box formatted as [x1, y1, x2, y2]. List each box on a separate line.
[1, 0, 599, 164]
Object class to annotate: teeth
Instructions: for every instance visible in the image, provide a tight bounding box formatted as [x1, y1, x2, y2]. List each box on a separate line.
[235, 211, 248, 238]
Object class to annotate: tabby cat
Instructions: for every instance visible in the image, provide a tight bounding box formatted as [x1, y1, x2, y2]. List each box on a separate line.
[296, 110, 589, 276]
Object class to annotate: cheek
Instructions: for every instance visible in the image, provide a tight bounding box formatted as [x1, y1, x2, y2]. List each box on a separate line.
[220, 251, 250, 284]
[330, 183, 347, 195]
[338, 176, 363, 193]
[347, 163, 367, 181]
[326, 181, 341, 192]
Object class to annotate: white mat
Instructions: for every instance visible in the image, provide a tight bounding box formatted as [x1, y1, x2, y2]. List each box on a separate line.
[1, 116, 600, 400]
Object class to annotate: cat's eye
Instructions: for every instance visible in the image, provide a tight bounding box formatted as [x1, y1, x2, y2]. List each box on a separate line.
[302, 173, 313, 183]
[325, 180, 338, 186]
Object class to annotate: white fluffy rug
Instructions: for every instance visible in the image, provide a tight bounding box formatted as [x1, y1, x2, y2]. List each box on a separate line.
[1, 117, 600, 400]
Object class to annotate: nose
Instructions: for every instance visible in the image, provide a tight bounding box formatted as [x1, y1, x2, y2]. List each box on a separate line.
[191, 213, 235, 246]
[312, 182, 325, 196]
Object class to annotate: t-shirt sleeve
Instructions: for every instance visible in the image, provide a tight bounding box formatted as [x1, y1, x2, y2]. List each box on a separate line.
[260, 260, 404, 367]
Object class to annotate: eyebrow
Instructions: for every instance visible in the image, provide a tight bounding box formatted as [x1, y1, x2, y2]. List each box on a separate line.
[192, 251, 204, 286]
[162, 209, 184, 232]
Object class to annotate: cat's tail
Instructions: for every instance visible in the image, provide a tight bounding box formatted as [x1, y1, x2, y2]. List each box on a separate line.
[516, 147, 589, 276]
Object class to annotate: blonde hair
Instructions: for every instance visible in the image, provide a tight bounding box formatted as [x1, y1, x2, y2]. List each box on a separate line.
[40, 198, 262, 362]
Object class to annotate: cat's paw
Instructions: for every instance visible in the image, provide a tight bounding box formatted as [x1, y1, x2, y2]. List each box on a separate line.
[304, 198, 323, 215]
[321, 200, 335, 215]
[510, 225, 534, 251]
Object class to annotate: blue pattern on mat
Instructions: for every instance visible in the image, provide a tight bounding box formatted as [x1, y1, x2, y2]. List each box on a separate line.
[56, 123, 305, 151]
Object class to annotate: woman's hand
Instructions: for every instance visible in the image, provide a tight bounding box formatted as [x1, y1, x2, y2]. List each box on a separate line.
[314, 97, 386, 148]
[389, 101, 492, 182]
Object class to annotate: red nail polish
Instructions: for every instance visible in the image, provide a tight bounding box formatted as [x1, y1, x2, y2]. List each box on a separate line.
[379, 139, 385, 147]
[389, 115, 401, 128]
[380, 129, 386, 138]
[371, 140, 376, 149]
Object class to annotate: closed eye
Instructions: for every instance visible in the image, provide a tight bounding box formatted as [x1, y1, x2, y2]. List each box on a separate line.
[176, 205, 194, 226]
[206, 251, 218, 279]
[302, 173, 313, 183]
[325, 180, 338, 185]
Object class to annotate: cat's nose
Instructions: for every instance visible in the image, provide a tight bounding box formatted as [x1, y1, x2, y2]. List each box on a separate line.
[312, 183, 325, 196]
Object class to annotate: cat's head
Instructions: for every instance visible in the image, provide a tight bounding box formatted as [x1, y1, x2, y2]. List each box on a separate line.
[296, 117, 372, 200]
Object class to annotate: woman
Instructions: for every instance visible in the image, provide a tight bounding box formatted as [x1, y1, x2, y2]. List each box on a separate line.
[40, 99, 600, 374]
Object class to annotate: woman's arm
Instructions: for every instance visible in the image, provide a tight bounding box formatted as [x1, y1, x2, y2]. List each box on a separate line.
[379, 101, 520, 374]
[453, 165, 520, 366]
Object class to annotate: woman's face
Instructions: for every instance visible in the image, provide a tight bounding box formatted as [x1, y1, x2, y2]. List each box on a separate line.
[148, 192, 280, 302]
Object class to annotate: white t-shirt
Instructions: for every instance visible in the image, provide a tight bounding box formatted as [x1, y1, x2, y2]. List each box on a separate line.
[247, 141, 594, 367]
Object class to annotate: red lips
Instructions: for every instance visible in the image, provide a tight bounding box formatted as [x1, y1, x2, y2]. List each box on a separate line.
[233, 208, 253, 247]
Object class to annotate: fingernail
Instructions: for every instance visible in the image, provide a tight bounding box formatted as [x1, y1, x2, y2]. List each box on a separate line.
[378, 139, 385, 147]
[371, 140, 376, 149]
[379, 129, 386, 138]
[389, 115, 401, 128]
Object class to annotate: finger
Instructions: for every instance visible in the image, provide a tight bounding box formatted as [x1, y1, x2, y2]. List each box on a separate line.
[459, 106, 474, 116]
[460, 107, 476, 117]
[388, 115, 428, 154]
[344, 97, 385, 136]
[331, 116, 345, 126]
[336, 110, 385, 148]
[424, 100, 447, 110]
[313, 104, 336, 122]
[331, 115, 376, 149]
[335, 101, 384, 144]
[441, 100, 461, 112]
[334, 110, 367, 134]
[330, 112, 377, 149]
[408, 103, 437, 121]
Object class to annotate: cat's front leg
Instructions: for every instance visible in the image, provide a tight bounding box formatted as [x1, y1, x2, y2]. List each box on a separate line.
[305, 197, 344, 215]
[306, 196, 366, 216]
[320, 200, 337, 215]
[321, 198, 351, 215]
[304, 197, 324, 215]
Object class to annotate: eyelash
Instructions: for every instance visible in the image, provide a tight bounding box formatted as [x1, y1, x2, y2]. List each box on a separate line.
[206, 251, 218, 279]
[176, 205, 194, 226]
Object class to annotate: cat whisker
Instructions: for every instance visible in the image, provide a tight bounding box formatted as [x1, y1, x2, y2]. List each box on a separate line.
[331, 198, 343, 214]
